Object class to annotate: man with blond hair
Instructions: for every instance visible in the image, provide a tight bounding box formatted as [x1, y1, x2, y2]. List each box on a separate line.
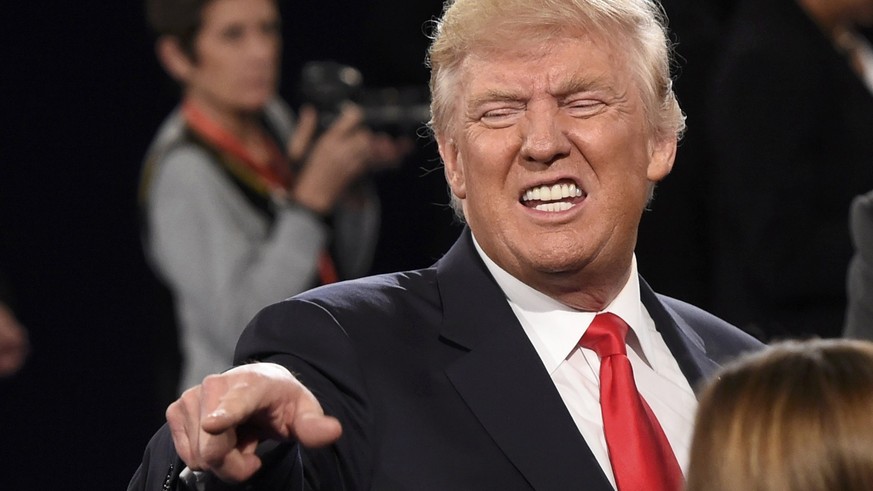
[130, 0, 761, 489]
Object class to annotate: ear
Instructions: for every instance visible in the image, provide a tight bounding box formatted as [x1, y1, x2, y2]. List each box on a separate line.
[438, 134, 467, 200]
[156, 36, 194, 84]
[646, 134, 677, 183]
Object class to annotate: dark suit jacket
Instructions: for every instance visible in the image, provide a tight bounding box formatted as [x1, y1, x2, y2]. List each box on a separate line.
[129, 229, 763, 490]
[706, 0, 873, 340]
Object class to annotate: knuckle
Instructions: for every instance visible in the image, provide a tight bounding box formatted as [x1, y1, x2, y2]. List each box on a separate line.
[201, 373, 230, 394]
[165, 401, 182, 421]
[201, 372, 223, 387]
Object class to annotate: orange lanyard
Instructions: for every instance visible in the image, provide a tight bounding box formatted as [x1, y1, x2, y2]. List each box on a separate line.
[182, 99, 339, 285]
[182, 100, 292, 193]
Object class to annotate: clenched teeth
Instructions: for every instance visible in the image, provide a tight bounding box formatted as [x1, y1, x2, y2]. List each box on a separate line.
[522, 183, 584, 202]
[532, 201, 574, 212]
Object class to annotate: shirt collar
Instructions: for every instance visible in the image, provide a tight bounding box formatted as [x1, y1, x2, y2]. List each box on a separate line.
[471, 233, 654, 373]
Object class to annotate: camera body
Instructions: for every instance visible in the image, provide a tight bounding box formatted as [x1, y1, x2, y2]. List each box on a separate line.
[298, 60, 431, 136]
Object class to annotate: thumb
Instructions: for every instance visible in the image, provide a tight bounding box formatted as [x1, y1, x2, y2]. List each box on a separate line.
[288, 104, 318, 163]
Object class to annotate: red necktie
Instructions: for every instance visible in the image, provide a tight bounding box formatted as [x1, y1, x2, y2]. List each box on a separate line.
[579, 312, 683, 491]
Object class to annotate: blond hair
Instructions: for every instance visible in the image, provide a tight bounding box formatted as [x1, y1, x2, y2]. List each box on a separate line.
[426, 0, 685, 141]
[687, 339, 873, 491]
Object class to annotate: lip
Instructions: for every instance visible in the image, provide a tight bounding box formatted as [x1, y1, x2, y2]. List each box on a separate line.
[520, 175, 583, 194]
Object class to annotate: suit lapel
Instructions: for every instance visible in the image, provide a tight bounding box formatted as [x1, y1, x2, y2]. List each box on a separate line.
[436, 231, 613, 491]
[639, 277, 721, 390]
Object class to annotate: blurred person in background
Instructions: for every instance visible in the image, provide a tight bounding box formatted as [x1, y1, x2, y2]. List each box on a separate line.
[687, 338, 873, 491]
[844, 188, 873, 340]
[705, 0, 873, 341]
[141, 0, 409, 393]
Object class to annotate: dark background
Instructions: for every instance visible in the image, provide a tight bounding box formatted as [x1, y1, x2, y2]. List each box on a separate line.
[0, 1, 456, 488]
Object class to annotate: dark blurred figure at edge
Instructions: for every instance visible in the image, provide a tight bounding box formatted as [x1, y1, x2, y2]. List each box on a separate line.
[0, 272, 28, 377]
[140, 0, 411, 398]
[704, 0, 873, 341]
[844, 188, 873, 341]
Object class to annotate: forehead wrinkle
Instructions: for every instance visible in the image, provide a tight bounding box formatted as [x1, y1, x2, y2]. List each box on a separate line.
[551, 72, 615, 97]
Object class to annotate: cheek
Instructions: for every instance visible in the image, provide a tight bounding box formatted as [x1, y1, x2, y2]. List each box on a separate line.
[461, 152, 506, 203]
[579, 131, 652, 203]
[588, 122, 649, 168]
[463, 130, 519, 184]
[203, 51, 242, 81]
[197, 59, 232, 89]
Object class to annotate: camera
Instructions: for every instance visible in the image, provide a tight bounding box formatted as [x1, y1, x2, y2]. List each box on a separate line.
[298, 60, 431, 136]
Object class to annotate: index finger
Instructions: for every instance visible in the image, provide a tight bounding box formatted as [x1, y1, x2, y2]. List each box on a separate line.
[324, 103, 366, 137]
[197, 371, 272, 436]
[198, 365, 342, 447]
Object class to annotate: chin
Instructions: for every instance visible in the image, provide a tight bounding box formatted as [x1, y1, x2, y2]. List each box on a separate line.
[240, 89, 275, 108]
[237, 98, 271, 113]
[526, 247, 592, 275]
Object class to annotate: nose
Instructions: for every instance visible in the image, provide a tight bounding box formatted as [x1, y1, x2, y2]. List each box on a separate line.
[520, 105, 571, 165]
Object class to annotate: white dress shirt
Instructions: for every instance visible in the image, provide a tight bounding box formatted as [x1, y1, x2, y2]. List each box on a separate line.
[472, 235, 697, 490]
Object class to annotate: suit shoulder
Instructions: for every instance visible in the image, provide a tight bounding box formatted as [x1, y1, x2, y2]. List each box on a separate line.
[292, 268, 439, 313]
[234, 267, 443, 381]
[658, 294, 765, 352]
[240, 268, 441, 351]
[658, 295, 728, 325]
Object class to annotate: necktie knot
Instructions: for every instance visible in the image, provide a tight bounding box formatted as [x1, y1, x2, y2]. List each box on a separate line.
[579, 312, 629, 358]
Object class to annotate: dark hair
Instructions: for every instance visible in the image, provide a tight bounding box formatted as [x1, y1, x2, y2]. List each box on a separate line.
[145, 0, 214, 57]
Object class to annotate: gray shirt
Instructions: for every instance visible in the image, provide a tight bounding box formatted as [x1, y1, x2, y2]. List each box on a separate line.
[142, 99, 380, 391]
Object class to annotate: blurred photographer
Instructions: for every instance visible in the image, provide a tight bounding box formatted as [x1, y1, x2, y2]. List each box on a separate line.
[141, 0, 410, 393]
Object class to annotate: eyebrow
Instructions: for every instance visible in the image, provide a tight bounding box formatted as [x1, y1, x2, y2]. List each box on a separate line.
[466, 89, 526, 110]
[466, 74, 616, 109]
[553, 74, 615, 98]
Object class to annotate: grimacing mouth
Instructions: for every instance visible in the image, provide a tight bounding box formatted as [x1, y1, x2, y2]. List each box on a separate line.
[520, 179, 586, 212]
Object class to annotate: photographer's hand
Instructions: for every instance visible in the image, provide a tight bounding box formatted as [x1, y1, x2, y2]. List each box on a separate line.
[288, 104, 373, 215]
[368, 131, 415, 172]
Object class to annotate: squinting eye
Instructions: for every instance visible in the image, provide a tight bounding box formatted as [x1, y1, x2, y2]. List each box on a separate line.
[566, 100, 605, 117]
[482, 109, 515, 119]
[479, 107, 523, 127]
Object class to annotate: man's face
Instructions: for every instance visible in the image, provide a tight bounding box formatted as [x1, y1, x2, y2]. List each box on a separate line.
[439, 33, 676, 307]
[183, 0, 280, 113]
